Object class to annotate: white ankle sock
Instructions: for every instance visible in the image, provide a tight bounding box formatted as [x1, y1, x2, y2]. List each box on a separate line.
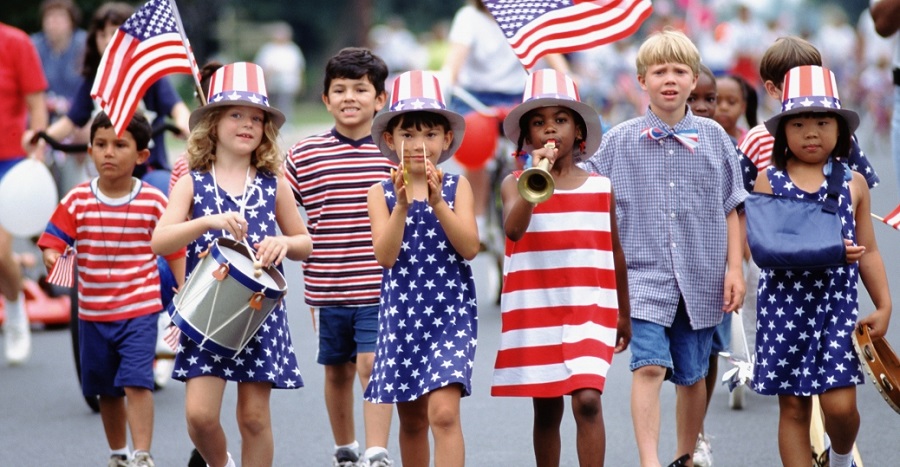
[208, 452, 235, 467]
[335, 440, 359, 452]
[830, 448, 853, 467]
[4, 292, 26, 323]
[364, 446, 388, 459]
[110, 446, 130, 457]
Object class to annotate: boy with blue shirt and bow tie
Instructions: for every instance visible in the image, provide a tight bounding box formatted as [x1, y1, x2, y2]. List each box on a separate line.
[581, 29, 747, 467]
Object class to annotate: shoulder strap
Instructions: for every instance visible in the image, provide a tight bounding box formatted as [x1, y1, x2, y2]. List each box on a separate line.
[823, 158, 843, 214]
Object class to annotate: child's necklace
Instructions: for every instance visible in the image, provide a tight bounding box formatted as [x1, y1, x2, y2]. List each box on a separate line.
[94, 178, 135, 278]
[210, 164, 252, 237]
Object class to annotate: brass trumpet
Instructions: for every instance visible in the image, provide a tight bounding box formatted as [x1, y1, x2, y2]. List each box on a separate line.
[517, 141, 556, 204]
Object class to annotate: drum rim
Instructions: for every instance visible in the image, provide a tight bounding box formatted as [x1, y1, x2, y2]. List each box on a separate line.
[212, 238, 287, 298]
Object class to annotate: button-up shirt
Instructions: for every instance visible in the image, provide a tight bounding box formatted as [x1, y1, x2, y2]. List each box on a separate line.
[582, 108, 747, 329]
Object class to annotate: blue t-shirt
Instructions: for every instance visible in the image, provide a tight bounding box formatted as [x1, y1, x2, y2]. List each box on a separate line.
[68, 75, 181, 170]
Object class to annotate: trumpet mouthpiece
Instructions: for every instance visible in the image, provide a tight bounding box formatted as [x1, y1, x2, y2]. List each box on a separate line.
[545, 139, 557, 149]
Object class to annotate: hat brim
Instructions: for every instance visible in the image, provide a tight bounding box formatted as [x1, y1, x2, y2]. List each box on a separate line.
[189, 100, 286, 131]
[764, 107, 859, 137]
[371, 108, 466, 165]
[503, 98, 602, 158]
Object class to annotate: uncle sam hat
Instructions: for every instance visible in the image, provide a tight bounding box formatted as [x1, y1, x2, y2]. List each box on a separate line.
[764, 65, 859, 136]
[371, 70, 466, 164]
[503, 69, 602, 158]
[189, 62, 286, 130]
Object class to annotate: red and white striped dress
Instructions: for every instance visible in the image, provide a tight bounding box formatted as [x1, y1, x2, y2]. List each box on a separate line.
[492, 174, 620, 397]
[738, 124, 774, 170]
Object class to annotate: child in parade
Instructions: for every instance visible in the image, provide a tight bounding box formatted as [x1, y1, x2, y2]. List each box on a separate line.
[751, 65, 891, 467]
[284, 47, 396, 467]
[738, 36, 879, 190]
[491, 68, 631, 467]
[151, 62, 312, 467]
[365, 70, 480, 467]
[582, 29, 747, 466]
[713, 74, 757, 146]
[38, 111, 185, 467]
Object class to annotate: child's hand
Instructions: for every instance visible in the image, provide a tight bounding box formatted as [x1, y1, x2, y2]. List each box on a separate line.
[614, 314, 632, 353]
[210, 212, 248, 241]
[722, 268, 745, 312]
[254, 235, 288, 267]
[390, 167, 410, 209]
[42, 248, 61, 272]
[530, 140, 558, 169]
[425, 160, 444, 207]
[859, 308, 891, 339]
[845, 238, 866, 264]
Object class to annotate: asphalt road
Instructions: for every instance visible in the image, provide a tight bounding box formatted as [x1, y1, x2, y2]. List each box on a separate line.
[2, 126, 900, 466]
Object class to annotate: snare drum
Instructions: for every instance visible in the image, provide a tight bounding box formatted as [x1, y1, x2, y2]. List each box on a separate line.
[171, 237, 287, 359]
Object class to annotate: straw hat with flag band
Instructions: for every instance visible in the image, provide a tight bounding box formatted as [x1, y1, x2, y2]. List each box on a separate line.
[503, 69, 602, 159]
[189, 62, 285, 131]
[764, 65, 859, 136]
[371, 70, 466, 165]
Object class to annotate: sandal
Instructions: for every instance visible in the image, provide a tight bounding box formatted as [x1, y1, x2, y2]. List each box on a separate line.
[668, 454, 691, 467]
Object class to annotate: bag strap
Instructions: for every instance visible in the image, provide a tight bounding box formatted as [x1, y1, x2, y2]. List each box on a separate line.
[822, 158, 843, 214]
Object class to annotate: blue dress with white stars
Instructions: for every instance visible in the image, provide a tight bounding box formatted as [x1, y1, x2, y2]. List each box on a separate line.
[752, 166, 863, 396]
[364, 173, 478, 403]
[171, 170, 303, 389]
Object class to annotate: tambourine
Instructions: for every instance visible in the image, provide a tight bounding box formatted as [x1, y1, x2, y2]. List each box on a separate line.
[852, 324, 900, 414]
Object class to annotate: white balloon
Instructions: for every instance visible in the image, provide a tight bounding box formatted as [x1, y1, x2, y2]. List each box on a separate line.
[0, 159, 58, 238]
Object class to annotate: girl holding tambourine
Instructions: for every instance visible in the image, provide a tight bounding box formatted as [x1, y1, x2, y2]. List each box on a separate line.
[750, 65, 891, 467]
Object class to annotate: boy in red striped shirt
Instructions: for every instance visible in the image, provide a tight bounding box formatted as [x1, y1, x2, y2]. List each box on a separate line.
[39, 111, 184, 467]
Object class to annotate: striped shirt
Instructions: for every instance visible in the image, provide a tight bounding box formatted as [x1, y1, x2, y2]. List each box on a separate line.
[285, 128, 395, 307]
[38, 178, 183, 321]
[492, 175, 619, 397]
[738, 123, 879, 188]
[582, 109, 747, 329]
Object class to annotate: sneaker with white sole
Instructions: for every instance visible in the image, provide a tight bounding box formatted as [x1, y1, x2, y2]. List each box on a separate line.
[693, 433, 713, 467]
[108, 454, 129, 467]
[131, 450, 155, 467]
[364, 450, 394, 467]
[4, 311, 31, 365]
[333, 447, 361, 467]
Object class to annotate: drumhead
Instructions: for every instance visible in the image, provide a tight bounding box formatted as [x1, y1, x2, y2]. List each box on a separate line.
[219, 243, 281, 289]
[0, 159, 58, 238]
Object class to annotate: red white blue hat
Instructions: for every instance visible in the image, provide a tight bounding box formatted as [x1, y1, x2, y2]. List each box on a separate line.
[371, 70, 465, 164]
[189, 62, 286, 130]
[764, 65, 859, 135]
[503, 69, 602, 158]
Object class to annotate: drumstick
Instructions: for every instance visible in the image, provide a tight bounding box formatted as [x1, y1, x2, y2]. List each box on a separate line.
[241, 239, 263, 278]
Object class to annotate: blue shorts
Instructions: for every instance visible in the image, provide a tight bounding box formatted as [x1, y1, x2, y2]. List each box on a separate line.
[629, 301, 715, 386]
[316, 305, 378, 365]
[79, 313, 158, 397]
[710, 312, 732, 354]
[0, 157, 25, 181]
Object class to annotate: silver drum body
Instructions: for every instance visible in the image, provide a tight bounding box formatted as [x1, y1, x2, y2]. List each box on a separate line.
[171, 237, 287, 358]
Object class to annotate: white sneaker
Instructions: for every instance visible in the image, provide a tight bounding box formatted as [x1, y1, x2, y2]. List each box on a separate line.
[729, 384, 745, 410]
[153, 357, 175, 389]
[4, 306, 31, 365]
[693, 434, 713, 467]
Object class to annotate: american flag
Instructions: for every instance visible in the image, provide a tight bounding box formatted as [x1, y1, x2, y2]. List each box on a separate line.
[483, 0, 653, 69]
[882, 204, 900, 230]
[46, 247, 75, 288]
[91, 0, 199, 137]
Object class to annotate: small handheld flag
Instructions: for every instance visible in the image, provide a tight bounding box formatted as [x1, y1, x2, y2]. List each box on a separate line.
[46, 247, 75, 288]
[878, 204, 900, 230]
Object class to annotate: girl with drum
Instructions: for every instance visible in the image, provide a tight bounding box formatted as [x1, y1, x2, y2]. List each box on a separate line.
[151, 62, 312, 467]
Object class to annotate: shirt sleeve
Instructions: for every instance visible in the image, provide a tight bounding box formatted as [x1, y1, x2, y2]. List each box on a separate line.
[67, 78, 95, 127]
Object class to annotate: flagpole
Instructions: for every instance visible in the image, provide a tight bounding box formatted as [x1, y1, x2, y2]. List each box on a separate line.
[872, 213, 885, 222]
[167, 0, 206, 105]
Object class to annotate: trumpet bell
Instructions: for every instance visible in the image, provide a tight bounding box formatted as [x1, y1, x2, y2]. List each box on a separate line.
[517, 158, 555, 204]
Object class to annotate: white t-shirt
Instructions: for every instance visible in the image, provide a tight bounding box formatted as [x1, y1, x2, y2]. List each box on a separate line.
[447, 5, 526, 93]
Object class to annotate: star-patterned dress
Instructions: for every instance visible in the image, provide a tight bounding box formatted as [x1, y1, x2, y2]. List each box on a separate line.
[364, 173, 478, 403]
[171, 170, 303, 389]
[752, 166, 863, 396]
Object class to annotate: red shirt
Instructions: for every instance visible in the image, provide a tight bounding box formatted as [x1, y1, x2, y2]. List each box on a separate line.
[0, 23, 48, 160]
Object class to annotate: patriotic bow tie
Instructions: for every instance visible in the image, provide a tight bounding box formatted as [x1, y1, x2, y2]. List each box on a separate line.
[640, 127, 699, 152]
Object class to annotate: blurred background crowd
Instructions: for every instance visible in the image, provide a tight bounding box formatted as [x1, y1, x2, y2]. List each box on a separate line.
[4, 0, 892, 153]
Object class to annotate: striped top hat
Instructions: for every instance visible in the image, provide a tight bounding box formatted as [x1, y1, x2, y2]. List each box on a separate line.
[503, 69, 602, 158]
[372, 70, 465, 164]
[764, 65, 859, 135]
[189, 62, 286, 130]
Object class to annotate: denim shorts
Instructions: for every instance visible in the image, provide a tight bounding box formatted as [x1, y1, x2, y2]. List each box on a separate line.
[710, 311, 732, 354]
[316, 305, 379, 365]
[80, 313, 158, 397]
[629, 302, 715, 386]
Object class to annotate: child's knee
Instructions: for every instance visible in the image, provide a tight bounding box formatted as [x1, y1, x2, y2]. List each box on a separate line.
[237, 408, 271, 437]
[571, 390, 602, 420]
[186, 406, 219, 433]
